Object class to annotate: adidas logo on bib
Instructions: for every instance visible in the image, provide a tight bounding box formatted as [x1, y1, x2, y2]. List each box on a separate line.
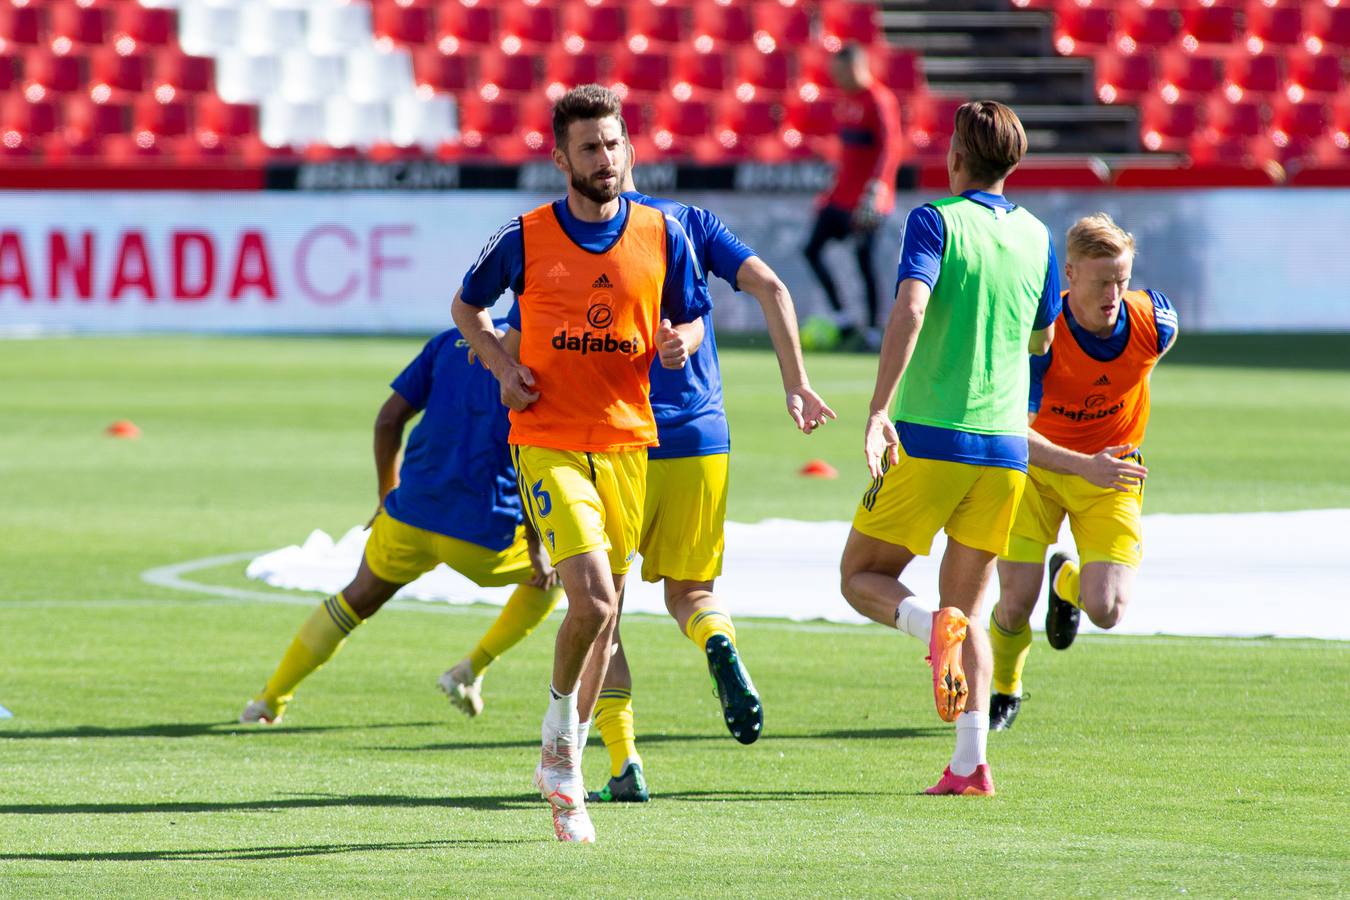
[548, 262, 570, 280]
[592, 273, 613, 288]
[1094, 374, 1111, 386]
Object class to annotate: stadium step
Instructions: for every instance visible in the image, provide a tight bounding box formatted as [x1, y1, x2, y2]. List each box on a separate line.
[922, 57, 1096, 106]
[880, 10, 1054, 58]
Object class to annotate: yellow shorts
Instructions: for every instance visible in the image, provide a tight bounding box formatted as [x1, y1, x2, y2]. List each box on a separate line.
[513, 445, 647, 574]
[852, 444, 1027, 556]
[640, 453, 729, 583]
[364, 511, 534, 587]
[1003, 463, 1144, 567]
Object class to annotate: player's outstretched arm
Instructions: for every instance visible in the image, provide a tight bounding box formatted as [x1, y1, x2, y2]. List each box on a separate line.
[1027, 415, 1148, 491]
[369, 391, 417, 525]
[735, 256, 836, 434]
[864, 278, 930, 478]
[451, 291, 539, 411]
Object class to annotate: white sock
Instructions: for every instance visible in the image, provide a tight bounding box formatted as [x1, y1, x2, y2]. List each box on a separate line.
[577, 721, 591, 760]
[894, 596, 934, 643]
[543, 683, 579, 743]
[950, 710, 989, 777]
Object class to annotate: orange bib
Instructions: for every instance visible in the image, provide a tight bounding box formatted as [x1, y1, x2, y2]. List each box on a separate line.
[511, 201, 668, 452]
[1034, 290, 1160, 455]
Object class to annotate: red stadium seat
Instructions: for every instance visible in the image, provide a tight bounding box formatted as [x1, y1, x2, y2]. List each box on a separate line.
[672, 46, 728, 93]
[626, 2, 684, 47]
[654, 96, 713, 138]
[1271, 98, 1328, 140]
[163, 131, 237, 162]
[41, 129, 103, 161]
[797, 46, 834, 91]
[0, 4, 42, 46]
[375, 2, 434, 45]
[621, 98, 649, 137]
[133, 93, 191, 137]
[413, 47, 473, 92]
[457, 96, 521, 139]
[1244, 2, 1302, 52]
[0, 51, 16, 92]
[65, 93, 132, 138]
[50, 2, 110, 47]
[89, 47, 149, 93]
[2, 94, 59, 136]
[1179, 5, 1238, 51]
[717, 96, 778, 137]
[611, 50, 670, 96]
[1112, 4, 1178, 54]
[735, 47, 789, 92]
[478, 48, 538, 95]
[24, 50, 84, 93]
[751, 3, 811, 51]
[544, 47, 601, 98]
[1095, 52, 1154, 105]
[1187, 131, 1254, 166]
[195, 96, 257, 137]
[820, 1, 880, 50]
[155, 51, 214, 94]
[113, 4, 177, 47]
[1285, 51, 1343, 99]
[784, 96, 836, 138]
[561, 3, 625, 47]
[1140, 94, 1199, 151]
[435, 1, 494, 49]
[1205, 96, 1265, 139]
[1222, 51, 1283, 101]
[103, 131, 164, 163]
[907, 93, 963, 147]
[0, 128, 37, 157]
[877, 48, 924, 95]
[692, 1, 753, 46]
[1159, 49, 1220, 96]
[498, 2, 558, 47]
[1333, 91, 1350, 134]
[1305, 4, 1350, 53]
[1054, 4, 1113, 56]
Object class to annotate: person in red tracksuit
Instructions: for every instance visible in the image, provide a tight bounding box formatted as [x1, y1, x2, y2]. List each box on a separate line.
[802, 42, 903, 347]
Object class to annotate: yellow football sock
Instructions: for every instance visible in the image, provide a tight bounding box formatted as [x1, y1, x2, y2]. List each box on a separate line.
[258, 593, 362, 710]
[468, 584, 562, 676]
[1053, 559, 1083, 610]
[989, 605, 1033, 696]
[593, 688, 639, 777]
[685, 607, 736, 650]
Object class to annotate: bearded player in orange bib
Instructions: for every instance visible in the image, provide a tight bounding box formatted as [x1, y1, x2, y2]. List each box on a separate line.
[452, 85, 709, 843]
[987, 213, 1179, 730]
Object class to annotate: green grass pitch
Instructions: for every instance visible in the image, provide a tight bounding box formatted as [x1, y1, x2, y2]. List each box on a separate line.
[1, 334, 1348, 897]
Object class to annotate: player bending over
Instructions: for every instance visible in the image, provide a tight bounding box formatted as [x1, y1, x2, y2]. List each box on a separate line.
[452, 84, 707, 843]
[240, 325, 562, 725]
[988, 213, 1178, 730]
[839, 101, 1060, 797]
[583, 151, 837, 803]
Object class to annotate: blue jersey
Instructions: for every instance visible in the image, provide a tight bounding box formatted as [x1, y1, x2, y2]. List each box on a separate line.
[895, 189, 1062, 470]
[382, 328, 521, 551]
[624, 189, 756, 459]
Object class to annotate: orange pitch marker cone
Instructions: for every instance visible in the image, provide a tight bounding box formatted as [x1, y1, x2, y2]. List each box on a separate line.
[799, 459, 838, 479]
[106, 420, 141, 439]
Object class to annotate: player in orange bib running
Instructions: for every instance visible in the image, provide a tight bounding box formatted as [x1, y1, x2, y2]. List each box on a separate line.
[452, 85, 708, 843]
[988, 213, 1179, 730]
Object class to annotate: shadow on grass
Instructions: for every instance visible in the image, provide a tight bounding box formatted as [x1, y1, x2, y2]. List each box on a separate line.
[658, 788, 901, 803]
[0, 838, 535, 862]
[380, 725, 946, 753]
[0, 792, 542, 816]
[0, 721, 442, 740]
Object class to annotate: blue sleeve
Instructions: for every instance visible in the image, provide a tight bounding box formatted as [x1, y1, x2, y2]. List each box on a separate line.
[1148, 289, 1178, 354]
[895, 205, 944, 290]
[506, 299, 520, 331]
[661, 215, 713, 324]
[1033, 235, 1062, 330]
[699, 208, 756, 289]
[460, 219, 525, 307]
[390, 335, 443, 411]
[1028, 348, 1052, 414]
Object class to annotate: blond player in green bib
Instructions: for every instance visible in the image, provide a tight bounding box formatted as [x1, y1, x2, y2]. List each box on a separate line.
[840, 101, 1061, 796]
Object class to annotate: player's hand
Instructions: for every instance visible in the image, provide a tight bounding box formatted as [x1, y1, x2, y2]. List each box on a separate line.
[657, 319, 689, 370]
[526, 543, 559, 589]
[1076, 444, 1148, 492]
[852, 180, 885, 232]
[864, 410, 900, 480]
[498, 362, 540, 411]
[787, 384, 837, 435]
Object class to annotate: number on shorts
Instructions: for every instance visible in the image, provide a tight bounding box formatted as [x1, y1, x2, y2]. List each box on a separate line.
[531, 479, 552, 517]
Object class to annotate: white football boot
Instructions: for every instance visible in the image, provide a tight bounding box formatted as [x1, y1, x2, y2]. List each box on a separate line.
[534, 727, 595, 843]
[239, 698, 281, 724]
[437, 660, 484, 717]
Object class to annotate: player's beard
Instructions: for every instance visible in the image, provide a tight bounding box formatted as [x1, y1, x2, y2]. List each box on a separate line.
[570, 167, 621, 204]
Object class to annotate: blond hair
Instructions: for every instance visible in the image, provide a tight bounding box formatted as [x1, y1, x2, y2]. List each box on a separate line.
[952, 100, 1027, 184]
[1066, 213, 1137, 262]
